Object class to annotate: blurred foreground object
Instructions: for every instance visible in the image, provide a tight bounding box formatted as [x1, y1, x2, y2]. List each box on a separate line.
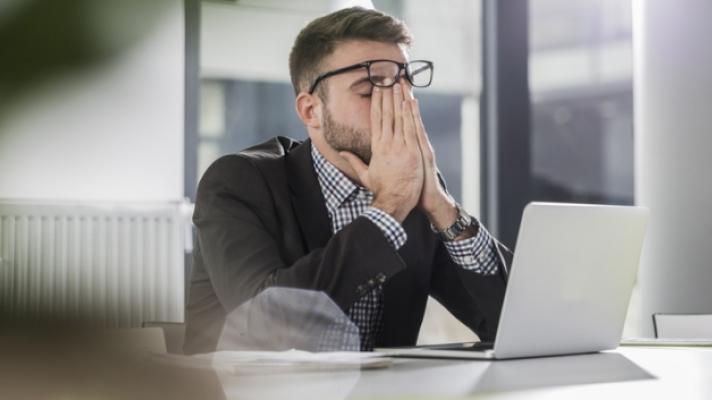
[0, 0, 172, 123]
[0, 326, 226, 399]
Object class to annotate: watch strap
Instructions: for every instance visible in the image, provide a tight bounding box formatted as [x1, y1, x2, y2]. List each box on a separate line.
[435, 204, 473, 242]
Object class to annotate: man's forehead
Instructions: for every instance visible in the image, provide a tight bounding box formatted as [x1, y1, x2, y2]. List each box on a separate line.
[323, 40, 408, 70]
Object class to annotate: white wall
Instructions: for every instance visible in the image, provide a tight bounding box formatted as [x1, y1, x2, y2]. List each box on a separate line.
[201, 2, 314, 82]
[0, 1, 184, 202]
[633, 0, 712, 336]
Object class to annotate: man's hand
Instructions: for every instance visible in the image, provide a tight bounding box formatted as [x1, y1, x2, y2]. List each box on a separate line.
[340, 84, 424, 223]
[395, 85, 463, 233]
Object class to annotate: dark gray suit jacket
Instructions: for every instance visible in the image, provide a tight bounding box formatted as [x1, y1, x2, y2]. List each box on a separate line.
[184, 136, 510, 354]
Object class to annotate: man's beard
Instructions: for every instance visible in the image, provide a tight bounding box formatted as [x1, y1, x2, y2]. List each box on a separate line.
[322, 106, 372, 164]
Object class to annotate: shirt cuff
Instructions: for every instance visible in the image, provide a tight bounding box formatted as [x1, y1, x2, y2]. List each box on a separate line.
[443, 223, 499, 275]
[362, 207, 407, 250]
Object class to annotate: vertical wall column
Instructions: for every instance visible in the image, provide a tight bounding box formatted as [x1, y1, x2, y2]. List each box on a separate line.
[634, 0, 712, 336]
[184, 0, 200, 202]
[481, 0, 531, 249]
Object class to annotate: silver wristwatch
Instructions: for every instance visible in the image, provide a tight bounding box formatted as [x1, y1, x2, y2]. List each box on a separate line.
[435, 204, 475, 242]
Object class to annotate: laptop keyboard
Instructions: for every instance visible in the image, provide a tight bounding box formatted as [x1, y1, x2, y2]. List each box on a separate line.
[422, 341, 494, 351]
[459, 341, 494, 351]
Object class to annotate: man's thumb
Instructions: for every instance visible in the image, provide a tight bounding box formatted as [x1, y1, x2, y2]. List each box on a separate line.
[339, 151, 368, 181]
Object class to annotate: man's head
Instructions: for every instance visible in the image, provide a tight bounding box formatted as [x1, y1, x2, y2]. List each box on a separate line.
[289, 7, 413, 168]
[289, 7, 412, 100]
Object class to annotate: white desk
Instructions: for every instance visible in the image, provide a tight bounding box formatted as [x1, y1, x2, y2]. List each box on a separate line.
[218, 346, 712, 400]
[5, 339, 711, 399]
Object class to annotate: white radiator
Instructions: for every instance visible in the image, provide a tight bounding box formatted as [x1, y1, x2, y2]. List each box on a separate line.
[0, 201, 186, 327]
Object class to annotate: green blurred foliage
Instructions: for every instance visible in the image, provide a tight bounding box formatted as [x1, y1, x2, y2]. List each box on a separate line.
[0, 0, 174, 121]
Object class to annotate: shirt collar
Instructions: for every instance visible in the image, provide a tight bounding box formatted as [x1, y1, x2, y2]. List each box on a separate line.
[311, 144, 367, 212]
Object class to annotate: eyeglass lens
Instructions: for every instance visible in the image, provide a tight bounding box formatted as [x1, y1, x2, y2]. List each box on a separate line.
[368, 61, 432, 88]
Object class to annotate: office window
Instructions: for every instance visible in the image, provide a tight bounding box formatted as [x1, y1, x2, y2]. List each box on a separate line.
[197, 79, 305, 180]
[529, 0, 634, 204]
[196, 79, 466, 201]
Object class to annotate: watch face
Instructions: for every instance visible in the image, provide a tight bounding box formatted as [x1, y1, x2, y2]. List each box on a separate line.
[437, 204, 474, 241]
[441, 230, 457, 241]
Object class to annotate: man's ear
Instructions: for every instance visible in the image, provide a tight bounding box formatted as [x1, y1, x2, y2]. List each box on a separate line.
[295, 92, 322, 129]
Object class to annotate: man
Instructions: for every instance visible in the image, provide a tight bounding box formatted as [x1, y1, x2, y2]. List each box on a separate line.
[184, 6, 510, 354]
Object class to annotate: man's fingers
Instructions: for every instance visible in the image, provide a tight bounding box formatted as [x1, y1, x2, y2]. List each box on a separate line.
[370, 87, 383, 145]
[403, 99, 418, 149]
[403, 79, 415, 101]
[393, 83, 404, 144]
[401, 81, 419, 148]
[412, 100, 435, 162]
[381, 86, 394, 141]
[340, 151, 370, 185]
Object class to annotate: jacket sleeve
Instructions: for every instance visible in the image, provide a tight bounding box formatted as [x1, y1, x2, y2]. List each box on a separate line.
[428, 234, 510, 342]
[192, 154, 407, 314]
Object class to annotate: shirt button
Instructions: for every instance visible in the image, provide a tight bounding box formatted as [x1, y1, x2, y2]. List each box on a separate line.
[464, 256, 475, 264]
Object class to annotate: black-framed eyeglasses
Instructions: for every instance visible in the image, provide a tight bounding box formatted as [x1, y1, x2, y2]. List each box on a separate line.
[308, 59, 434, 94]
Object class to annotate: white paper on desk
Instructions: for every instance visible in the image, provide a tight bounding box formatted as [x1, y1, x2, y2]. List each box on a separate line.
[152, 349, 392, 374]
[620, 338, 712, 347]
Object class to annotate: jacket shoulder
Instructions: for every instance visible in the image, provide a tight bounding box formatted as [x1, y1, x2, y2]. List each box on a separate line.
[199, 136, 302, 183]
[193, 137, 303, 222]
[240, 136, 303, 162]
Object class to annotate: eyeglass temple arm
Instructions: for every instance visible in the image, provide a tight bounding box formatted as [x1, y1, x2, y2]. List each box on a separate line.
[410, 64, 430, 75]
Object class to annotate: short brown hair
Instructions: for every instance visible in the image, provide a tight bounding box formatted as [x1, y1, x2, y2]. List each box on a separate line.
[288, 7, 412, 98]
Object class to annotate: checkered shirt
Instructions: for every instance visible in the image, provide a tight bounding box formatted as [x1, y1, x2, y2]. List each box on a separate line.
[311, 144, 499, 351]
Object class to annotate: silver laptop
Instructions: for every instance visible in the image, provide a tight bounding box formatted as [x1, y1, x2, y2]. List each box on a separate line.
[378, 202, 649, 360]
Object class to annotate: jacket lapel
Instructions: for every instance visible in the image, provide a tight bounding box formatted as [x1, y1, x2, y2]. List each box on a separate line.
[285, 139, 333, 251]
